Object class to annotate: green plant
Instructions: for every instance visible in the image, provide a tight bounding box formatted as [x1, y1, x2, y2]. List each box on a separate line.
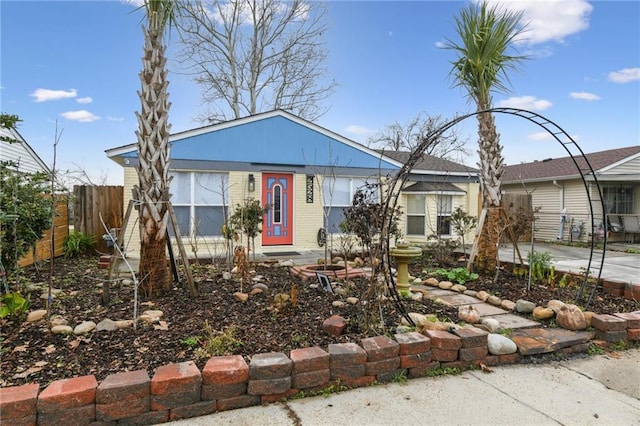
[609, 340, 629, 351]
[63, 231, 96, 257]
[180, 336, 201, 348]
[449, 207, 477, 258]
[424, 366, 461, 377]
[392, 370, 408, 383]
[499, 328, 512, 336]
[587, 342, 605, 356]
[320, 382, 348, 397]
[0, 292, 30, 321]
[435, 267, 479, 284]
[195, 322, 244, 358]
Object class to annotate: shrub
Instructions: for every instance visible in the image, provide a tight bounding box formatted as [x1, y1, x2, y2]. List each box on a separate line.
[63, 231, 96, 257]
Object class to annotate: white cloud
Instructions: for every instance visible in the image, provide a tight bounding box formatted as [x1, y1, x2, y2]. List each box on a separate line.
[528, 132, 553, 141]
[608, 67, 640, 83]
[569, 92, 600, 101]
[482, 0, 593, 45]
[435, 40, 446, 49]
[76, 97, 93, 104]
[497, 96, 552, 111]
[120, 0, 144, 7]
[107, 116, 125, 122]
[345, 124, 372, 136]
[30, 88, 77, 102]
[60, 110, 100, 122]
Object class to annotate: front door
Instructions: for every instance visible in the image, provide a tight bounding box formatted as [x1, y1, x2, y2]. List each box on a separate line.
[262, 173, 293, 245]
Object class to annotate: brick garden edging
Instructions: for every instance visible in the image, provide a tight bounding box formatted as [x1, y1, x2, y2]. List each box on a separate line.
[2, 311, 639, 426]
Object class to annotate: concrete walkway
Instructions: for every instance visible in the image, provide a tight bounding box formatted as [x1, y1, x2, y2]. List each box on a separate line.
[168, 348, 640, 425]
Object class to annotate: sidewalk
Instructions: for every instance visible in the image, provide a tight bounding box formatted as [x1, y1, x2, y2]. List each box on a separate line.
[168, 348, 640, 425]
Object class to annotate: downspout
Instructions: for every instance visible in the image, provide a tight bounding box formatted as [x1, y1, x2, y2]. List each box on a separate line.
[553, 180, 565, 241]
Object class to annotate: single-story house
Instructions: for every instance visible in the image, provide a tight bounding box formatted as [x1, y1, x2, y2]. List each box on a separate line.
[502, 145, 640, 243]
[106, 110, 479, 258]
[0, 124, 50, 174]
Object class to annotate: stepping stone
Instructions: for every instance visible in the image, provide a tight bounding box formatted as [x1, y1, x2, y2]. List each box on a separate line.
[510, 328, 595, 355]
[485, 313, 540, 330]
[418, 288, 456, 297]
[435, 294, 482, 306]
[473, 303, 507, 316]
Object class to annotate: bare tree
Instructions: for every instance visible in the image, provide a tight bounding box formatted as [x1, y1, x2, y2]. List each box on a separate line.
[175, 0, 336, 123]
[368, 112, 470, 162]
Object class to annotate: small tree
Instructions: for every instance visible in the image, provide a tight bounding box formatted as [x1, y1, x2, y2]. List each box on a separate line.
[450, 207, 477, 258]
[229, 198, 270, 260]
[341, 183, 402, 266]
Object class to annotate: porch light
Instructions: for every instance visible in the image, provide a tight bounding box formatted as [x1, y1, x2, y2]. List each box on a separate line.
[248, 174, 255, 192]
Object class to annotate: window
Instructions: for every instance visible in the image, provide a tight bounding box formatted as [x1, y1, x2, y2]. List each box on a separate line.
[169, 171, 228, 237]
[603, 185, 633, 215]
[406, 194, 426, 236]
[322, 177, 375, 233]
[436, 195, 453, 236]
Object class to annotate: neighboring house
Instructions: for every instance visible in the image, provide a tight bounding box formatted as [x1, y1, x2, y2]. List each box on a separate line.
[106, 110, 479, 258]
[0, 125, 50, 174]
[502, 145, 640, 243]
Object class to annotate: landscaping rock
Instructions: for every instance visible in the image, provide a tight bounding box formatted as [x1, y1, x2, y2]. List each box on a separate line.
[451, 284, 467, 293]
[74, 321, 96, 335]
[250, 288, 263, 296]
[345, 297, 359, 305]
[533, 307, 555, 320]
[423, 277, 439, 287]
[234, 292, 249, 303]
[50, 315, 68, 327]
[487, 333, 517, 355]
[481, 318, 501, 333]
[411, 292, 423, 301]
[487, 295, 502, 306]
[501, 300, 516, 311]
[51, 325, 73, 335]
[251, 283, 268, 292]
[476, 291, 490, 301]
[547, 299, 566, 314]
[438, 281, 453, 290]
[116, 320, 134, 329]
[556, 304, 587, 330]
[516, 299, 536, 313]
[458, 305, 480, 324]
[332, 301, 345, 308]
[96, 319, 119, 332]
[26, 310, 47, 323]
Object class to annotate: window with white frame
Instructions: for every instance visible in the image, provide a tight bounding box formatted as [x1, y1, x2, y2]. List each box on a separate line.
[406, 194, 426, 236]
[322, 176, 375, 233]
[603, 185, 633, 215]
[169, 171, 229, 237]
[436, 195, 453, 236]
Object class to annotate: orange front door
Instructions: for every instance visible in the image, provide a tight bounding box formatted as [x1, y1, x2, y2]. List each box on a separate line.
[262, 173, 293, 245]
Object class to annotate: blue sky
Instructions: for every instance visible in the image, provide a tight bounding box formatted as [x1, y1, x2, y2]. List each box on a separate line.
[1, 0, 638, 186]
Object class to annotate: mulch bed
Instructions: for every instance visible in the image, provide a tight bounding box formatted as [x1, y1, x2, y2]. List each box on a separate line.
[1, 255, 638, 389]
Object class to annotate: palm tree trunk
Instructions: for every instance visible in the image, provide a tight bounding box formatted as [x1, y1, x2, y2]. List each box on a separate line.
[474, 110, 504, 274]
[136, 18, 172, 298]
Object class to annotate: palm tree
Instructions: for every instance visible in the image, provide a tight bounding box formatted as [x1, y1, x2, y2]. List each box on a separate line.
[445, 1, 528, 274]
[135, 0, 177, 297]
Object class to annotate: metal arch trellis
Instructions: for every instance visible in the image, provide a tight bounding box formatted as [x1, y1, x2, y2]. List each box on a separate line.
[380, 107, 606, 327]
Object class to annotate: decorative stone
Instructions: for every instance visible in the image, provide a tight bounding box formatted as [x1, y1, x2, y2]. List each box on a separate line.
[250, 288, 263, 296]
[481, 318, 501, 333]
[501, 300, 516, 311]
[345, 297, 359, 305]
[458, 305, 480, 324]
[50, 315, 68, 327]
[547, 300, 566, 314]
[142, 310, 163, 319]
[463, 290, 478, 297]
[234, 292, 249, 302]
[222, 272, 232, 280]
[450, 284, 467, 293]
[279, 260, 294, 267]
[251, 283, 268, 292]
[516, 299, 536, 313]
[487, 333, 517, 355]
[411, 292, 423, 301]
[332, 301, 345, 307]
[73, 321, 96, 335]
[487, 295, 502, 306]
[476, 291, 490, 301]
[556, 305, 587, 330]
[26, 310, 47, 323]
[438, 281, 453, 290]
[116, 320, 134, 329]
[96, 319, 119, 332]
[583, 311, 595, 327]
[423, 277, 439, 287]
[395, 325, 414, 334]
[532, 307, 555, 320]
[413, 277, 423, 284]
[51, 325, 73, 335]
[121, 279, 133, 286]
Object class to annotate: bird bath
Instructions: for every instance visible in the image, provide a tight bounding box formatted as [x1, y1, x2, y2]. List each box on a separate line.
[389, 242, 422, 292]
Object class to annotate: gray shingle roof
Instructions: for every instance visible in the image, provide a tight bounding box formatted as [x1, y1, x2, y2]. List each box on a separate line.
[376, 150, 478, 174]
[503, 145, 640, 182]
[403, 181, 466, 193]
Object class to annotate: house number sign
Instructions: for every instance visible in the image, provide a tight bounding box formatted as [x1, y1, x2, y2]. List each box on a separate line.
[306, 175, 314, 203]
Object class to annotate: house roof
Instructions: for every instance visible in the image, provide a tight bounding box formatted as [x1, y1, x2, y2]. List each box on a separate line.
[503, 145, 640, 183]
[402, 181, 466, 193]
[106, 110, 477, 177]
[377, 150, 478, 176]
[0, 125, 50, 174]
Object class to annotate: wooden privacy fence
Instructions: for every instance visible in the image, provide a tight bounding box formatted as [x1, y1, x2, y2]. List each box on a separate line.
[74, 185, 124, 253]
[18, 196, 69, 267]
